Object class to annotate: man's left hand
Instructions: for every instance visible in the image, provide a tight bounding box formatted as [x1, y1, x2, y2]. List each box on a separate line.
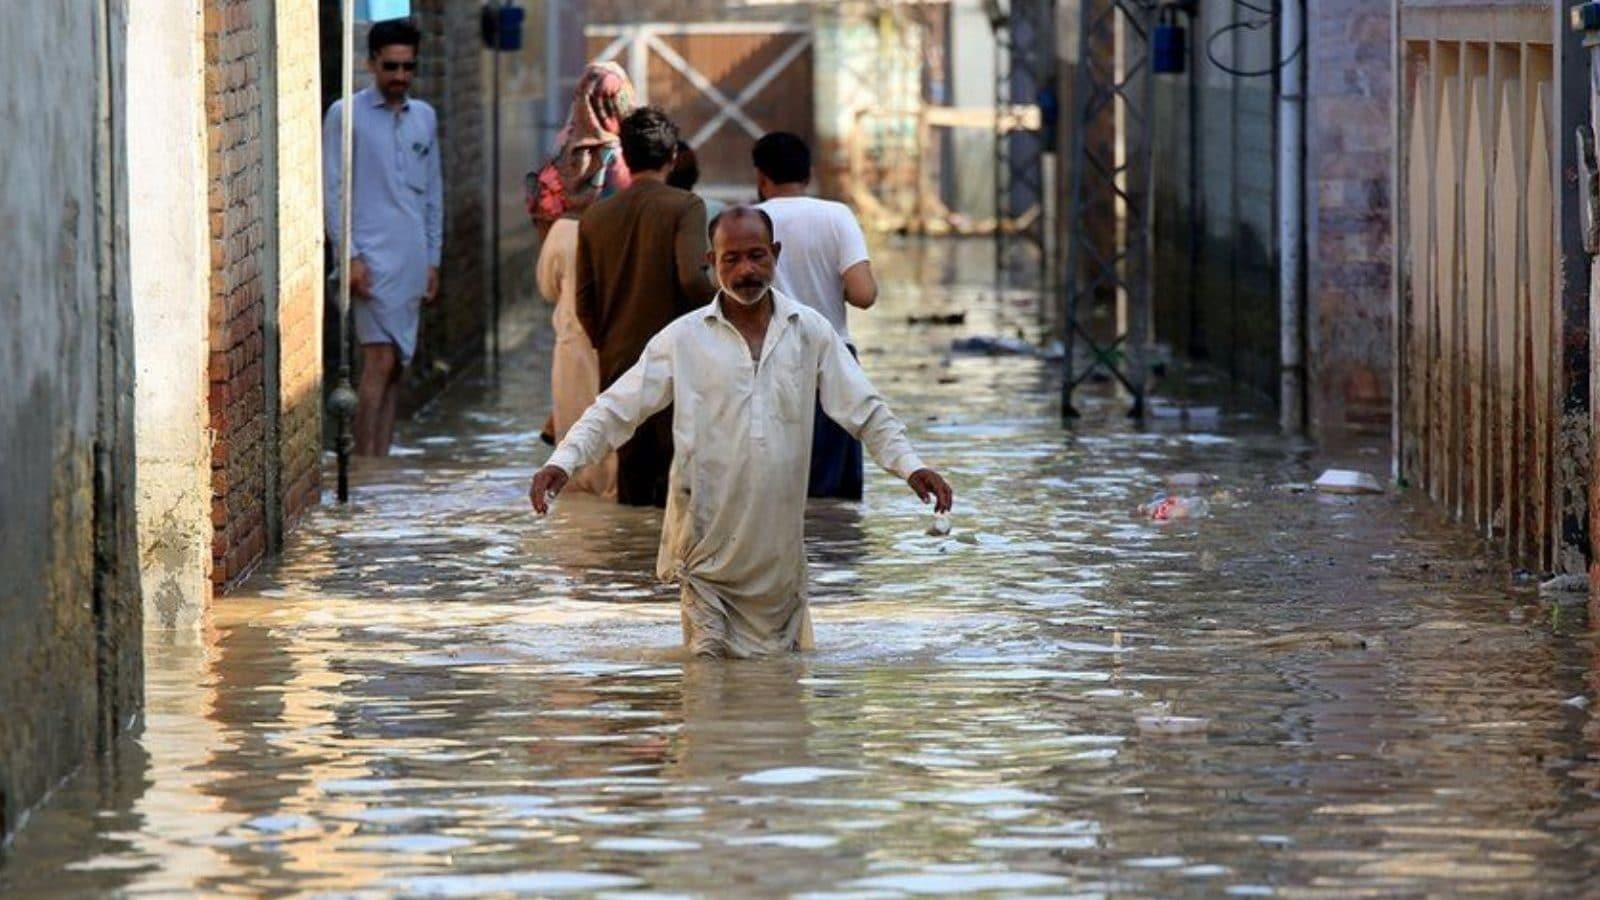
[424, 266, 439, 304]
[908, 468, 953, 514]
[529, 464, 570, 515]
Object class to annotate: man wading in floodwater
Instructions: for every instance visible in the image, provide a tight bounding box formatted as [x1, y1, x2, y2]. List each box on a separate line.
[529, 207, 954, 658]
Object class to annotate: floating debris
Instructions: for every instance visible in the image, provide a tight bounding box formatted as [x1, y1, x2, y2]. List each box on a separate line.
[1139, 495, 1210, 522]
[1163, 472, 1217, 489]
[1149, 403, 1221, 425]
[906, 311, 967, 326]
[950, 335, 1037, 356]
[1035, 340, 1066, 361]
[1411, 620, 1471, 632]
[1137, 715, 1210, 736]
[1539, 574, 1588, 595]
[1313, 469, 1385, 495]
[1248, 631, 1373, 651]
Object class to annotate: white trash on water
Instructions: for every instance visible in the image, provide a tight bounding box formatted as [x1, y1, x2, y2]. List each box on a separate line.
[1137, 715, 1211, 736]
[1149, 403, 1221, 425]
[927, 513, 952, 537]
[1313, 469, 1385, 495]
[1539, 574, 1588, 594]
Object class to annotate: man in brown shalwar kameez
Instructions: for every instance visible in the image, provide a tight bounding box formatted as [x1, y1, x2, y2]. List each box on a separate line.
[575, 107, 717, 507]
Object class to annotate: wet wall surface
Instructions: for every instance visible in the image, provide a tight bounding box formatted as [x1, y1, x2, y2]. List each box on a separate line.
[0, 3, 142, 845]
[4, 241, 1600, 897]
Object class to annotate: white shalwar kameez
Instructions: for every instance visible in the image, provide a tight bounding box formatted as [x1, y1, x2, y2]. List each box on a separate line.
[546, 289, 926, 657]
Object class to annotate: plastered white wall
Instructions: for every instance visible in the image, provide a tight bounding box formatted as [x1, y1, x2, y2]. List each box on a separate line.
[129, 0, 213, 632]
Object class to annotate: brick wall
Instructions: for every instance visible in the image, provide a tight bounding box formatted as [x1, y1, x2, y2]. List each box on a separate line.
[276, 1, 324, 529]
[206, 0, 269, 587]
[204, 0, 325, 590]
[1306, 2, 1393, 437]
[410, 2, 487, 387]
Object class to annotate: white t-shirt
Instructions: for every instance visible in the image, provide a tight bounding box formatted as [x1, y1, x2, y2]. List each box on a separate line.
[758, 196, 870, 340]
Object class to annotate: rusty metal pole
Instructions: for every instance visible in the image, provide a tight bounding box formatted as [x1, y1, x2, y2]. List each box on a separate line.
[1568, 3, 1600, 585]
[1277, 0, 1306, 434]
[490, 0, 503, 371]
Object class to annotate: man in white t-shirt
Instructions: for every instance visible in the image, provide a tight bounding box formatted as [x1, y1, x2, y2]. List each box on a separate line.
[754, 131, 879, 499]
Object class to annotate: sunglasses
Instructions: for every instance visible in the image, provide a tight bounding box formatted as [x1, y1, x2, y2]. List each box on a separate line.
[380, 60, 417, 72]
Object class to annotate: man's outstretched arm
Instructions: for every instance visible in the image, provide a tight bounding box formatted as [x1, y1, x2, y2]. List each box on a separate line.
[531, 332, 676, 513]
[816, 332, 953, 512]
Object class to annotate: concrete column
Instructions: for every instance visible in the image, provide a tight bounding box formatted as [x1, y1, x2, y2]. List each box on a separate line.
[129, 0, 212, 632]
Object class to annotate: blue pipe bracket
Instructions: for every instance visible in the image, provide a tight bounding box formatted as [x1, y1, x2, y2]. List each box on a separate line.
[481, 3, 525, 52]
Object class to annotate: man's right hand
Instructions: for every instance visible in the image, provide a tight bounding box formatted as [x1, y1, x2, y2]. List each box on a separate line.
[529, 464, 570, 515]
[349, 257, 372, 298]
[908, 468, 954, 514]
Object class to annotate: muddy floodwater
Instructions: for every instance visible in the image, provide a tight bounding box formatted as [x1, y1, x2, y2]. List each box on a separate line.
[6, 242, 1600, 897]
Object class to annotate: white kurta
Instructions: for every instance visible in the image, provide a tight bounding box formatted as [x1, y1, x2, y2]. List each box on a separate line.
[546, 289, 926, 657]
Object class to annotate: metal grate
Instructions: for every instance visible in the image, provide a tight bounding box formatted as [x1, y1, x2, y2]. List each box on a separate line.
[1061, 0, 1155, 419]
[990, 0, 1055, 294]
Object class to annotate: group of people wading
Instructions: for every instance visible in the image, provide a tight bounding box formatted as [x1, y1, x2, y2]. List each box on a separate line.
[326, 27, 953, 659]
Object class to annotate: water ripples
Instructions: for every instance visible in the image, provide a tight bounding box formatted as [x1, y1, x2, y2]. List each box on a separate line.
[3, 242, 1599, 897]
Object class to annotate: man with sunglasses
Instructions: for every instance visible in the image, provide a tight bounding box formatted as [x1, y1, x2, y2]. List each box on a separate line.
[321, 18, 443, 456]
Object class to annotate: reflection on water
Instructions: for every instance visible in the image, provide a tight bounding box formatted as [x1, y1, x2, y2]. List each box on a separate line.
[6, 238, 1600, 897]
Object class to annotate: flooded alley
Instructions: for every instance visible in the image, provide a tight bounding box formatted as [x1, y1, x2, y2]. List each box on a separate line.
[5, 242, 1600, 897]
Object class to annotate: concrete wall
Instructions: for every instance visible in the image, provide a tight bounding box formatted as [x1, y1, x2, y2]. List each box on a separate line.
[1149, 2, 1393, 426]
[130, 2, 213, 631]
[1394, 5, 1579, 574]
[950, 1, 998, 220]
[1306, 1, 1394, 438]
[0, 0, 142, 840]
[274, 0, 326, 531]
[1151, 1, 1279, 401]
[813, 7, 924, 211]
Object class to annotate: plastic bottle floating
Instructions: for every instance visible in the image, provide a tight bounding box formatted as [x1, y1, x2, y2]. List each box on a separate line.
[1138, 494, 1210, 522]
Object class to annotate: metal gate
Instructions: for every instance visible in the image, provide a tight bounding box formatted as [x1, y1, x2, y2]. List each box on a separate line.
[1396, 3, 1588, 575]
[586, 23, 814, 195]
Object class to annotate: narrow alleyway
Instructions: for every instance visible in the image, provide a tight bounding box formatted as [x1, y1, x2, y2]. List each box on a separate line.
[5, 241, 1600, 896]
